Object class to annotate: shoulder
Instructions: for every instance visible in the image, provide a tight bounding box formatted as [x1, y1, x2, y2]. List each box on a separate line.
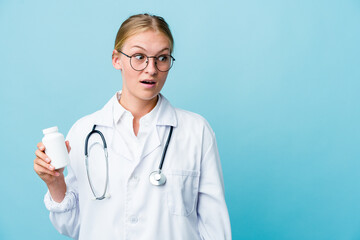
[175, 108, 211, 127]
[160, 95, 216, 138]
[65, 111, 98, 141]
[170, 107, 218, 158]
[66, 93, 116, 140]
[173, 107, 216, 140]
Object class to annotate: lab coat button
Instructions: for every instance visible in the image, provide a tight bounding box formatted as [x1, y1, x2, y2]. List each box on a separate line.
[129, 216, 138, 224]
[130, 175, 139, 183]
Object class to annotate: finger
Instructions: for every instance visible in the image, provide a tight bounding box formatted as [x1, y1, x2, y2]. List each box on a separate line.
[34, 165, 58, 177]
[34, 157, 55, 171]
[35, 149, 51, 163]
[65, 140, 71, 153]
[58, 167, 65, 174]
[34, 164, 60, 177]
[37, 142, 45, 151]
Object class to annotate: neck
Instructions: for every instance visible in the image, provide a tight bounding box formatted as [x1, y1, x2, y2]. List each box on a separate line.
[119, 91, 158, 137]
[119, 91, 158, 120]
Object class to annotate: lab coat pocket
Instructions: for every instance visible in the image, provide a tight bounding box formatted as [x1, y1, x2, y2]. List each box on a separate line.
[166, 169, 200, 216]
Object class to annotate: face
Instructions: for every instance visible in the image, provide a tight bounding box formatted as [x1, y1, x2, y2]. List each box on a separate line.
[112, 30, 172, 103]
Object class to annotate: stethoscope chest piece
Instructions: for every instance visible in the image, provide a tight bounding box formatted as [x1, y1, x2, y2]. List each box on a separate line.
[149, 170, 166, 186]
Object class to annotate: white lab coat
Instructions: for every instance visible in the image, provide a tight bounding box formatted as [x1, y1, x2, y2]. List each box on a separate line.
[44, 92, 231, 240]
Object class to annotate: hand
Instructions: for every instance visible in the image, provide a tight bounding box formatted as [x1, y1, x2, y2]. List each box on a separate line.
[33, 141, 71, 186]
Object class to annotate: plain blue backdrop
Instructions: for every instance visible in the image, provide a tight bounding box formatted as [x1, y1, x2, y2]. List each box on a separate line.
[1, 0, 360, 239]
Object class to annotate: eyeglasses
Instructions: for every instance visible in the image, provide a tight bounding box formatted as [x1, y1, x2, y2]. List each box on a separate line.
[118, 51, 175, 72]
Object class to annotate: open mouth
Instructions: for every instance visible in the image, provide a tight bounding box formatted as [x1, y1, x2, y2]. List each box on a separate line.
[140, 80, 156, 85]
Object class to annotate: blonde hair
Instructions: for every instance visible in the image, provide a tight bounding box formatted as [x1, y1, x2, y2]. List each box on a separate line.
[114, 13, 174, 53]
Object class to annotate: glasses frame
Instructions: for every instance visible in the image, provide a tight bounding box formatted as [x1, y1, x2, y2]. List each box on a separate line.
[118, 50, 175, 72]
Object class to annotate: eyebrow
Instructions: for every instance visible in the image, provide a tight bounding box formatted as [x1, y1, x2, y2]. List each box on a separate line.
[130, 45, 170, 54]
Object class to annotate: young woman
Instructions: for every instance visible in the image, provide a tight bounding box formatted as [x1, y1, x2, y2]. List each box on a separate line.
[34, 13, 231, 240]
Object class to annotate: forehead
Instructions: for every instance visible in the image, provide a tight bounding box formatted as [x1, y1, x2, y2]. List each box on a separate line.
[123, 30, 171, 53]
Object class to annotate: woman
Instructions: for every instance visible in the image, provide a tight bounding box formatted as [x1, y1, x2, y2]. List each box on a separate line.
[34, 13, 231, 240]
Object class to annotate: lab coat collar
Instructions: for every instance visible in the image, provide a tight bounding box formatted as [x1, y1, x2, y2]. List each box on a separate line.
[114, 92, 163, 128]
[140, 94, 177, 160]
[92, 94, 116, 128]
[156, 94, 178, 127]
[92, 91, 178, 128]
[112, 91, 127, 126]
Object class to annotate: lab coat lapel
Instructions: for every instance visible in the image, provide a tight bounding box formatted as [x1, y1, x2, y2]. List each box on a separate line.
[92, 94, 116, 128]
[91, 93, 134, 161]
[140, 95, 178, 160]
[140, 127, 161, 160]
[111, 128, 134, 161]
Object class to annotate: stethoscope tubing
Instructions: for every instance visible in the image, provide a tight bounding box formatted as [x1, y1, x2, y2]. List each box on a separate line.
[158, 125, 173, 171]
[85, 125, 109, 200]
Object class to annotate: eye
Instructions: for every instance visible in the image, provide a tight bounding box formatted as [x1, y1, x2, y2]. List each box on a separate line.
[157, 55, 169, 62]
[133, 53, 146, 60]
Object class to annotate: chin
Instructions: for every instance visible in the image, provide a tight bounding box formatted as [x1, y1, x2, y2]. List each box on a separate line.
[138, 92, 159, 101]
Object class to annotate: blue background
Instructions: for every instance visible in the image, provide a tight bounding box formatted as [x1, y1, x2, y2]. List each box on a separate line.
[1, 0, 360, 239]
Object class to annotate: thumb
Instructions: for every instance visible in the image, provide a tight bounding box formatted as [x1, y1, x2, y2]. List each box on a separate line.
[65, 140, 71, 153]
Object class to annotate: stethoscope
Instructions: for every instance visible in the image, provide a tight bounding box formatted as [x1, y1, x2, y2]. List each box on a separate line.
[84, 124, 173, 200]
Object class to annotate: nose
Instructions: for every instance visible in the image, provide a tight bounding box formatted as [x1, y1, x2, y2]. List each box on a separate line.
[145, 57, 158, 75]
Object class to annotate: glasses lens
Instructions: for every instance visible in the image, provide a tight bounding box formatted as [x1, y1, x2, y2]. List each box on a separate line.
[156, 54, 173, 72]
[130, 53, 148, 71]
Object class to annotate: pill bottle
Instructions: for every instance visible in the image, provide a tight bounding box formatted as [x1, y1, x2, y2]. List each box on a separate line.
[42, 126, 70, 169]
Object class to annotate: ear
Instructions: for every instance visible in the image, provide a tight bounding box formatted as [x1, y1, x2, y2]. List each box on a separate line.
[112, 49, 122, 70]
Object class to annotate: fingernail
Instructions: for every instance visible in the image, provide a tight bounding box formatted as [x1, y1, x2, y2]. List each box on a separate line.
[45, 158, 50, 163]
[49, 165, 55, 170]
[55, 172, 60, 176]
[40, 146, 44, 150]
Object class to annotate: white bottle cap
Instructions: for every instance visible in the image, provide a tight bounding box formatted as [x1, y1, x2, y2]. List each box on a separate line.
[43, 126, 59, 135]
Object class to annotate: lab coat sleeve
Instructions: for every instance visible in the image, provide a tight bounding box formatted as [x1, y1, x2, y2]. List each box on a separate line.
[44, 164, 80, 239]
[43, 126, 81, 239]
[197, 127, 232, 240]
